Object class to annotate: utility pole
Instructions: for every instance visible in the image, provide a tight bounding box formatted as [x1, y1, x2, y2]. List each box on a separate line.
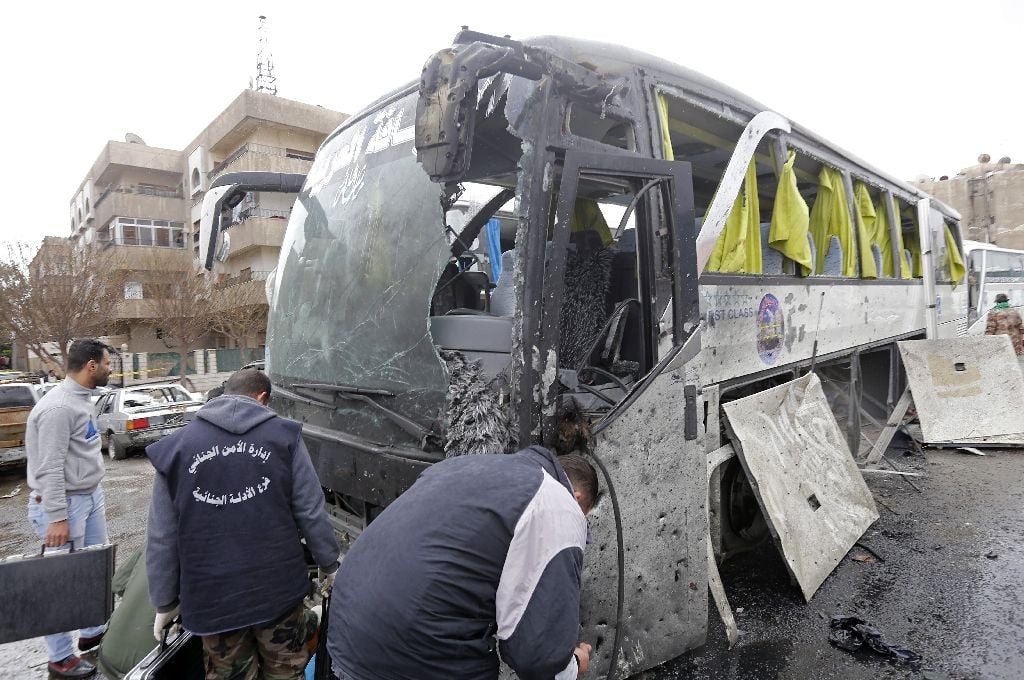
[254, 15, 277, 96]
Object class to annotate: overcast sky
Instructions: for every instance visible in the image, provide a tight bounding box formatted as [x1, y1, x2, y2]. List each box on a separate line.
[3, 0, 1020, 244]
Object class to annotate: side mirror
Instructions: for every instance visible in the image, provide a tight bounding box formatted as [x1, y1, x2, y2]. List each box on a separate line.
[198, 172, 307, 271]
[199, 185, 234, 270]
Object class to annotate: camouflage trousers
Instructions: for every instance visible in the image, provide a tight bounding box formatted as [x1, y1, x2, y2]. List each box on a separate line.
[200, 602, 319, 680]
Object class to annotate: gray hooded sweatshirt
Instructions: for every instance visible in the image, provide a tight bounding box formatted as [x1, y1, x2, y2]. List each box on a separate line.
[26, 378, 104, 522]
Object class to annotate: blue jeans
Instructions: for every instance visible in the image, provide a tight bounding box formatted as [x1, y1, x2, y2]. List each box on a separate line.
[27, 486, 109, 662]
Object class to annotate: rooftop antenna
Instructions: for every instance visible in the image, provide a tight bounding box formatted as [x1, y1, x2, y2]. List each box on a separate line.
[255, 15, 277, 95]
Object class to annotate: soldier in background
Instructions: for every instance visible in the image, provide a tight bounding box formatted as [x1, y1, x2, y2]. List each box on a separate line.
[984, 293, 1024, 355]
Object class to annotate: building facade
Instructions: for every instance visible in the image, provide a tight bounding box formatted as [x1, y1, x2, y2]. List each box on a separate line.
[67, 90, 346, 355]
[914, 156, 1024, 249]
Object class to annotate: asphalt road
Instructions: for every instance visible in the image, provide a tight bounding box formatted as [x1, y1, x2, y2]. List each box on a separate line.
[0, 437, 1021, 680]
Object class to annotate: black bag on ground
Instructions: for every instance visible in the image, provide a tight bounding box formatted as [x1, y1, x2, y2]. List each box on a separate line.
[0, 543, 115, 644]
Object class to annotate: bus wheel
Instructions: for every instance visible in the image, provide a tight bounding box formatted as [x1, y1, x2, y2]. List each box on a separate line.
[720, 458, 770, 554]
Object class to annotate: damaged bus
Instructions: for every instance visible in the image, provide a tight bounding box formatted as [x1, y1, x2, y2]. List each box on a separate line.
[200, 30, 967, 678]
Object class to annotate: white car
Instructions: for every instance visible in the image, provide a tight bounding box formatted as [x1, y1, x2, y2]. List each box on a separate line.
[94, 383, 203, 459]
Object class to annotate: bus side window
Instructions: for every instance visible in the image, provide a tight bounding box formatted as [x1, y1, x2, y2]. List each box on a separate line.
[806, 163, 857, 278]
[895, 198, 924, 279]
[940, 221, 966, 285]
[657, 91, 805, 277]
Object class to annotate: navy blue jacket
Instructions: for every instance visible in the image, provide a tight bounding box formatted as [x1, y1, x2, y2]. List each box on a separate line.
[145, 395, 339, 636]
[328, 446, 587, 680]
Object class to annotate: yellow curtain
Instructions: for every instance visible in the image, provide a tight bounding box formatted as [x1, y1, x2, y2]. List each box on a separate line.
[768, 150, 812, 275]
[944, 223, 966, 287]
[706, 161, 762, 273]
[809, 167, 857, 276]
[853, 182, 878, 279]
[571, 198, 613, 245]
[877, 195, 911, 279]
[657, 93, 675, 161]
[902, 205, 923, 277]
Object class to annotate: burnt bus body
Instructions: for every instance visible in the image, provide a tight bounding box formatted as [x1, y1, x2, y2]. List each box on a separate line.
[199, 30, 965, 679]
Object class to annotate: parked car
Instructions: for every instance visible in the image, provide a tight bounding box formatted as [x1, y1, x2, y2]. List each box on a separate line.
[0, 383, 39, 468]
[35, 382, 59, 399]
[94, 383, 203, 460]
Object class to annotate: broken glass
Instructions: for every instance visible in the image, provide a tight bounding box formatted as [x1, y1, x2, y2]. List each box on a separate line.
[267, 91, 449, 429]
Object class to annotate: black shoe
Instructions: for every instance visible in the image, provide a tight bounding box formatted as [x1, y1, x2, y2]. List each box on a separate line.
[77, 632, 104, 652]
[47, 655, 96, 678]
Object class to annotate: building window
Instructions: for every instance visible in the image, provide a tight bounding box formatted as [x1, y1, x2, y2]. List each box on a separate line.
[124, 281, 143, 300]
[108, 217, 186, 248]
[191, 168, 201, 191]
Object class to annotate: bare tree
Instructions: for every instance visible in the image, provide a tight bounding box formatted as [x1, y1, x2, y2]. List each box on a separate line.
[209, 279, 268, 350]
[137, 249, 215, 378]
[0, 240, 122, 372]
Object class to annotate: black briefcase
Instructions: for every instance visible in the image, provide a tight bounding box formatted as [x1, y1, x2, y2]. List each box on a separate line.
[0, 543, 116, 644]
[123, 627, 204, 680]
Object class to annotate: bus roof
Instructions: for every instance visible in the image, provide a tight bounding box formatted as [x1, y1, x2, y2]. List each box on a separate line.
[331, 33, 960, 221]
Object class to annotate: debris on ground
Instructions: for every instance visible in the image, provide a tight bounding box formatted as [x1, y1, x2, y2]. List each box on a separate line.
[958, 447, 986, 456]
[985, 551, 999, 560]
[0, 486, 21, 499]
[828, 615, 921, 664]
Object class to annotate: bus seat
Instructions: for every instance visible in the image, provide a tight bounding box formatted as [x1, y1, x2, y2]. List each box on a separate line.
[871, 244, 883, 276]
[490, 250, 517, 316]
[761, 223, 783, 275]
[822, 236, 843, 276]
[430, 315, 513, 378]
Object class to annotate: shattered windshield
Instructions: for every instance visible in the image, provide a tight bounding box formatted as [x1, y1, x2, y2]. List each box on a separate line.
[268, 92, 448, 410]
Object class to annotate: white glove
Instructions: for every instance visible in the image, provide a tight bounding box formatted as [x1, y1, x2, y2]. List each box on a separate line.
[318, 567, 337, 596]
[153, 604, 181, 642]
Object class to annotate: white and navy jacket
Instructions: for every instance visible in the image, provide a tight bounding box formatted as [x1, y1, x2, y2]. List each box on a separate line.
[327, 445, 588, 680]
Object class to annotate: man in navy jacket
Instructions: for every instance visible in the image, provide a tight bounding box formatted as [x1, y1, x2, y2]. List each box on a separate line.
[328, 445, 598, 680]
[146, 368, 339, 679]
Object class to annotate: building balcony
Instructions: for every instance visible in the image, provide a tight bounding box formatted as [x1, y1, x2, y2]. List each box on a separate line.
[214, 269, 271, 290]
[114, 297, 163, 320]
[94, 190, 188, 230]
[207, 143, 314, 182]
[222, 215, 288, 258]
[95, 242, 192, 273]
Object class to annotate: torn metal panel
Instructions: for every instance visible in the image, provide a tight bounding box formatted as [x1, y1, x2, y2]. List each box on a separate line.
[898, 336, 1024, 443]
[722, 372, 879, 602]
[580, 368, 708, 678]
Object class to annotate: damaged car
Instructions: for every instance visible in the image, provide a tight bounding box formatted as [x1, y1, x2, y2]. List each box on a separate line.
[95, 383, 203, 460]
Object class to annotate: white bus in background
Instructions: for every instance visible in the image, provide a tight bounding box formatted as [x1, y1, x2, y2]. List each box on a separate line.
[964, 240, 1024, 333]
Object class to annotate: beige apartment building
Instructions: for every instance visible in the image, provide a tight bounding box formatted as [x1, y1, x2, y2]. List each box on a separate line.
[67, 89, 346, 355]
[914, 155, 1024, 249]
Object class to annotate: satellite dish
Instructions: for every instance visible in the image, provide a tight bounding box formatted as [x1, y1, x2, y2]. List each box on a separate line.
[125, 133, 146, 145]
[978, 153, 991, 164]
[999, 156, 1011, 164]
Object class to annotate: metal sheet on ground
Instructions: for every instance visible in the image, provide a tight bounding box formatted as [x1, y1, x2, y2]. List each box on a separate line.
[722, 372, 879, 602]
[898, 336, 1024, 443]
[904, 423, 1024, 448]
[580, 369, 708, 679]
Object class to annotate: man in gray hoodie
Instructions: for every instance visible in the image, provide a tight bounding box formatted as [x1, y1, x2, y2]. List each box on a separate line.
[145, 368, 340, 680]
[26, 338, 112, 679]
